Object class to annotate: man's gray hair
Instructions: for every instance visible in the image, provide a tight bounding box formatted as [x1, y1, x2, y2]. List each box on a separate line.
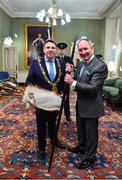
[77, 37, 95, 47]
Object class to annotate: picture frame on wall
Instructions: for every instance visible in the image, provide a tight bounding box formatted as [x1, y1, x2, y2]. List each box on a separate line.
[24, 24, 52, 68]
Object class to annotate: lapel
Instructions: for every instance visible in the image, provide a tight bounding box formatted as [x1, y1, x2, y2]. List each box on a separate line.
[77, 61, 84, 80]
[40, 57, 59, 82]
[40, 57, 50, 79]
[54, 58, 59, 81]
[78, 57, 95, 81]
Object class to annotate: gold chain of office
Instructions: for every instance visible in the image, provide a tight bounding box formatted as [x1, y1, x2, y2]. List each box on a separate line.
[38, 58, 62, 93]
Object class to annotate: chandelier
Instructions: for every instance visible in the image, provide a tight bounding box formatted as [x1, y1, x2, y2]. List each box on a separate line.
[36, 0, 71, 26]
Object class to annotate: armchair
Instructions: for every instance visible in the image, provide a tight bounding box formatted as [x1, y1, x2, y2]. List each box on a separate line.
[103, 78, 122, 107]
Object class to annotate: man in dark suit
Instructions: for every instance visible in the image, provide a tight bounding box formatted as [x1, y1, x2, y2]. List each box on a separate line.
[65, 38, 108, 169]
[56, 42, 74, 122]
[25, 39, 66, 162]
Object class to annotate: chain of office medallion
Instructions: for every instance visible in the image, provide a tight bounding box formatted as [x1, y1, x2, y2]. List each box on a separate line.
[38, 58, 62, 87]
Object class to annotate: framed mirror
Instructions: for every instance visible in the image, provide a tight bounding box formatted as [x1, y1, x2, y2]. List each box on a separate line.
[24, 24, 52, 68]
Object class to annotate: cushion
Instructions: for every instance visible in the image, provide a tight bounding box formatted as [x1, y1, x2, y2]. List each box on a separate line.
[114, 79, 122, 88]
[103, 86, 119, 97]
[104, 78, 118, 86]
[0, 71, 9, 80]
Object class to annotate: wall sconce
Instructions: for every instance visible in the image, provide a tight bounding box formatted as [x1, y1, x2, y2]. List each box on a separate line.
[14, 34, 18, 38]
[120, 66, 122, 72]
[112, 44, 118, 62]
[108, 61, 115, 78]
[3, 36, 13, 47]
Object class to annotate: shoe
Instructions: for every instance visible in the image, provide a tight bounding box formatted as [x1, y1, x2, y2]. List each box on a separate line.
[68, 146, 84, 154]
[55, 141, 66, 149]
[38, 150, 46, 160]
[76, 159, 95, 169]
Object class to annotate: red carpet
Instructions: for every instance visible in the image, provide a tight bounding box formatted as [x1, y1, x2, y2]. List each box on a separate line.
[0, 92, 122, 179]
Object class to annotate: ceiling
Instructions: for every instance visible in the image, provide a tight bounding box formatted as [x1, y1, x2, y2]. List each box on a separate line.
[0, 0, 120, 19]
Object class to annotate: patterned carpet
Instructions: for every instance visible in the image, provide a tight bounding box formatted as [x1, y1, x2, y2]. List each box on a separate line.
[0, 92, 122, 179]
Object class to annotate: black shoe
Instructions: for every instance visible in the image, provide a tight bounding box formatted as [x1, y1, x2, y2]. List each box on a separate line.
[38, 150, 46, 160]
[68, 146, 83, 154]
[76, 159, 95, 169]
[55, 141, 66, 149]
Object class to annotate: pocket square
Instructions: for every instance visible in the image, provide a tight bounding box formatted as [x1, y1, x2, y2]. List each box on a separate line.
[84, 70, 90, 76]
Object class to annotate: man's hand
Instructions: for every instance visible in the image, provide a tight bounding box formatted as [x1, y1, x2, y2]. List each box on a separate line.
[64, 74, 74, 85]
[66, 63, 74, 73]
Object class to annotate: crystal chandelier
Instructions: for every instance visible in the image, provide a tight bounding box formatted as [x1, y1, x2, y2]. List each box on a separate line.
[36, 0, 71, 26]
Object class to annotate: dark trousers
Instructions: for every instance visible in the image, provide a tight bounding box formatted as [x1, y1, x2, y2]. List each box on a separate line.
[76, 112, 98, 161]
[36, 108, 59, 151]
[64, 86, 70, 118]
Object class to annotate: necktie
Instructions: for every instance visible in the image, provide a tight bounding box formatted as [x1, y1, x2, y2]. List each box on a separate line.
[79, 62, 87, 77]
[60, 56, 64, 61]
[48, 60, 54, 81]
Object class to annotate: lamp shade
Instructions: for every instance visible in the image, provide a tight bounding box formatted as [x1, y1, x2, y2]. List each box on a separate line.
[108, 61, 115, 72]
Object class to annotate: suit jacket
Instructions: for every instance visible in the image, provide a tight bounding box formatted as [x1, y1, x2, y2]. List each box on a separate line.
[25, 57, 65, 94]
[74, 56, 108, 118]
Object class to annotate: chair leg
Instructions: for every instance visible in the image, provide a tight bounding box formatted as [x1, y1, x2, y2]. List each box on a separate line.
[111, 102, 115, 111]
